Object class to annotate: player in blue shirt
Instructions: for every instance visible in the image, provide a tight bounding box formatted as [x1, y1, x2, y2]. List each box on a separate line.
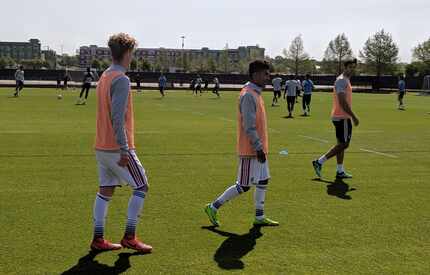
[398, 75, 406, 110]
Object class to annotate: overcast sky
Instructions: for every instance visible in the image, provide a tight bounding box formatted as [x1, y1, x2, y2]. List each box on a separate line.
[1, 0, 429, 62]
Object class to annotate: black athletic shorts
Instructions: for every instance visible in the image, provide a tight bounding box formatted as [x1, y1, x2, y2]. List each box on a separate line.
[399, 92, 405, 99]
[82, 83, 91, 89]
[16, 80, 24, 89]
[274, 90, 281, 98]
[286, 96, 296, 104]
[333, 119, 352, 144]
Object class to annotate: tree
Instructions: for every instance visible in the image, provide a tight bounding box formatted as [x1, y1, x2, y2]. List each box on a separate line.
[130, 59, 138, 71]
[59, 54, 79, 68]
[284, 35, 309, 75]
[0, 57, 7, 69]
[219, 44, 230, 73]
[360, 29, 399, 79]
[413, 38, 430, 64]
[140, 59, 152, 72]
[323, 33, 354, 74]
[91, 59, 102, 70]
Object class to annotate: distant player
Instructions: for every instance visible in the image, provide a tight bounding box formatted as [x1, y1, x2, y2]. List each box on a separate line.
[204, 79, 209, 91]
[212, 77, 220, 98]
[271, 74, 282, 106]
[136, 73, 142, 93]
[13, 66, 24, 97]
[194, 75, 203, 95]
[63, 70, 70, 90]
[302, 74, 314, 116]
[312, 59, 359, 179]
[284, 76, 299, 118]
[56, 73, 62, 90]
[190, 79, 195, 94]
[76, 67, 94, 105]
[204, 60, 279, 227]
[398, 75, 406, 110]
[158, 73, 167, 97]
[90, 33, 152, 253]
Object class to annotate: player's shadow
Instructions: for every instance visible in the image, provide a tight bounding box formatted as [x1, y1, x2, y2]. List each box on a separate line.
[61, 250, 147, 275]
[312, 178, 356, 200]
[201, 225, 263, 270]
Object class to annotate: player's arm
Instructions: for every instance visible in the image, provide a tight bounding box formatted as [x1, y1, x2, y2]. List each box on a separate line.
[240, 93, 266, 163]
[110, 76, 131, 166]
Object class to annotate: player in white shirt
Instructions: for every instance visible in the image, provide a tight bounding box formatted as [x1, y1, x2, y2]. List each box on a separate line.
[13, 66, 25, 97]
[284, 76, 299, 118]
[271, 75, 283, 106]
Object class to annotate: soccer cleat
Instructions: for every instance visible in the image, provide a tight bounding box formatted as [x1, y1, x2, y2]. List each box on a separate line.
[90, 238, 122, 251]
[253, 217, 279, 226]
[204, 204, 220, 227]
[121, 235, 152, 253]
[336, 171, 353, 179]
[312, 160, 323, 178]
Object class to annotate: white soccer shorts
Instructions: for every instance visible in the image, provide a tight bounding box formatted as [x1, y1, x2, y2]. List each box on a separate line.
[236, 157, 270, 186]
[95, 150, 148, 189]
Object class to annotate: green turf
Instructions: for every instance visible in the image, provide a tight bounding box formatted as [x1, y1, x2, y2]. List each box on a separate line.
[0, 87, 429, 274]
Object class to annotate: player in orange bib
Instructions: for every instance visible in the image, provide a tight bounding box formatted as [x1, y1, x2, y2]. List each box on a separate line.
[204, 60, 279, 227]
[90, 33, 152, 253]
[312, 59, 360, 179]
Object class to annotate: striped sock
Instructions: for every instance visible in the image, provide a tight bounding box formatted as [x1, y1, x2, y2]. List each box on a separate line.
[255, 186, 266, 220]
[125, 190, 146, 237]
[93, 193, 111, 240]
[211, 184, 243, 210]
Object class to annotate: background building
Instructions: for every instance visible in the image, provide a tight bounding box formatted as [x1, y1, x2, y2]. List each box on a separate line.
[0, 39, 41, 61]
[79, 44, 265, 72]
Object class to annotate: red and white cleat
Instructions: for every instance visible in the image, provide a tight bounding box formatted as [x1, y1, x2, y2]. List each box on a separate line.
[90, 238, 122, 251]
[120, 235, 152, 253]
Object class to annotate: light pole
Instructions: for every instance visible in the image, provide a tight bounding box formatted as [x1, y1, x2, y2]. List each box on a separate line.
[180, 36, 186, 72]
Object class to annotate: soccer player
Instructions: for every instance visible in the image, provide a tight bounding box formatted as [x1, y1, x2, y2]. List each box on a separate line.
[212, 76, 220, 98]
[13, 66, 24, 97]
[76, 67, 94, 105]
[90, 33, 152, 253]
[158, 73, 167, 97]
[284, 76, 298, 118]
[195, 75, 203, 95]
[63, 70, 70, 90]
[271, 74, 282, 106]
[204, 60, 279, 227]
[398, 75, 406, 110]
[312, 59, 360, 179]
[302, 74, 314, 116]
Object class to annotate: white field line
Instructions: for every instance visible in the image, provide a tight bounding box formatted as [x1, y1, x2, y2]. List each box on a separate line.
[191, 111, 205, 116]
[219, 117, 234, 122]
[299, 135, 329, 143]
[359, 148, 398, 159]
[269, 128, 281, 133]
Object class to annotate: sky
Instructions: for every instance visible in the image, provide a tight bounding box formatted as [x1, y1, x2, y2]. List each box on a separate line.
[1, 0, 429, 62]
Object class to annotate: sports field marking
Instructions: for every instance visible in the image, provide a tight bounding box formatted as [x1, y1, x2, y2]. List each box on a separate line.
[359, 148, 398, 158]
[219, 117, 234, 122]
[299, 135, 329, 143]
[191, 111, 205, 116]
[269, 128, 281, 133]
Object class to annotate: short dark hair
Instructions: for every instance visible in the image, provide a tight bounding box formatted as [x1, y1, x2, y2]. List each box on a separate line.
[344, 58, 358, 67]
[108, 33, 138, 61]
[19, 65, 23, 70]
[249, 60, 270, 79]
[86, 67, 91, 72]
[306, 74, 311, 78]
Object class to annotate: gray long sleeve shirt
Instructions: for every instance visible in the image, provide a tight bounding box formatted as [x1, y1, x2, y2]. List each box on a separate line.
[239, 82, 264, 152]
[106, 64, 131, 152]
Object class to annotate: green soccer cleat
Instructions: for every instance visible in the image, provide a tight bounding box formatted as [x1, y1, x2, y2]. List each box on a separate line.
[253, 217, 279, 226]
[204, 204, 220, 227]
[336, 171, 353, 179]
[312, 160, 322, 178]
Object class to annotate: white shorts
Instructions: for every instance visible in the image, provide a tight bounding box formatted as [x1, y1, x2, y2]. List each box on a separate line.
[236, 157, 270, 186]
[95, 150, 148, 189]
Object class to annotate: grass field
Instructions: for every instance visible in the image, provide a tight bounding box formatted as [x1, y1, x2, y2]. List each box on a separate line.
[0, 87, 429, 274]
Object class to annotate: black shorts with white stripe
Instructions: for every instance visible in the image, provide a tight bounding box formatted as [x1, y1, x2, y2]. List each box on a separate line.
[333, 119, 352, 144]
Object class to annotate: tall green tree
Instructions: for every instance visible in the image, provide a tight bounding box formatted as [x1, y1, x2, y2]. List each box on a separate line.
[360, 29, 399, 78]
[413, 38, 430, 64]
[283, 35, 309, 75]
[323, 33, 354, 74]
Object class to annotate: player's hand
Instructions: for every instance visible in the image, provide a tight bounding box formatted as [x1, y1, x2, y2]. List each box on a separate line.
[352, 116, 360, 127]
[256, 150, 266, 163]
[117, 152, 130, 167]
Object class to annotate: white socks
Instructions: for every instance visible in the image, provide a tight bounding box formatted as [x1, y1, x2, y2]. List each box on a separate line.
[337, 164, 344, 173]
[93, 193, 111, 239]
[125, 190, 146, 236]
[211, 184, 243, 210]
[254, 186, 266, 220]
[318, 155, 327, 165]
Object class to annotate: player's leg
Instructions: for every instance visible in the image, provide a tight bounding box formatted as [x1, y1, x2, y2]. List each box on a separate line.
[302, 95, 307, 115]
[205, 158, 252, 226]
[14, 81, 19, 96]
[91, 153, 122, 251]
[335, 119, 353, 178]
[109, 150, 152, 252]
[272, 91, 277, 106]
[307, 95, 312, 114]
[85, 85, 90, 100]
